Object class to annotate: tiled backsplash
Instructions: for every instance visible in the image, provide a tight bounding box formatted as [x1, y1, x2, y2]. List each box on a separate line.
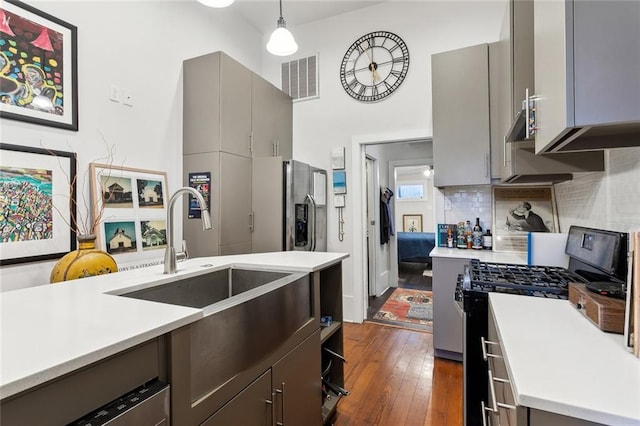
[444, 146, 640, 235]
[443, 185, 493, 231]
[555, 147, 640, 233]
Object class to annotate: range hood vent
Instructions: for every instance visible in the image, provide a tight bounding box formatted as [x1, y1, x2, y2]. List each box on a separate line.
[505, 109, 534, 143]
[501, 141, 605, 184]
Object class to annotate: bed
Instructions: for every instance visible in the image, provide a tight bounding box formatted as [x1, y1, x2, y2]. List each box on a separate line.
[397, 232, 436, 263]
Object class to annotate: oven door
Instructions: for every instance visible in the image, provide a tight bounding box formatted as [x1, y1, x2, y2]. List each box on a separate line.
[462, 290, 489, 426]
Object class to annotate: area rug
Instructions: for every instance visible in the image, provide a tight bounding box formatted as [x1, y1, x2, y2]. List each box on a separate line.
[372, 288, 433, 331]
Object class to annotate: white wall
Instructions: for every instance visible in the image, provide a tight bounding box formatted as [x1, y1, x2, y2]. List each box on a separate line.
[395, 174, 435, 234]
[0, 1, 264, 291]
[261, 1, 506, 322]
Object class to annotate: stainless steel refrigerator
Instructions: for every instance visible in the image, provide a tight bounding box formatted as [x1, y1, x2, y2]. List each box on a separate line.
[283, 160, 327, 251]
[251, 158, 327, 253]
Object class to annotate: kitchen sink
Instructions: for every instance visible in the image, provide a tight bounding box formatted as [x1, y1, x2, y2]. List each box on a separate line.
[120, 267, 291, 309]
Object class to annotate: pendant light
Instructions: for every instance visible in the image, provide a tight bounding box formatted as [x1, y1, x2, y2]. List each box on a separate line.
[266, 0, 298, 56]
[197, 0, 235, 8]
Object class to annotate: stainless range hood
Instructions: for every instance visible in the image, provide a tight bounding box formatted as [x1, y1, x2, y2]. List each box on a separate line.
[502, 140, 605, 184]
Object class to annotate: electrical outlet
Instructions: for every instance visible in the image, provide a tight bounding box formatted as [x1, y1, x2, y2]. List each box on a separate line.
[110, 84, 121, 102]
[123, 89, 134, 107]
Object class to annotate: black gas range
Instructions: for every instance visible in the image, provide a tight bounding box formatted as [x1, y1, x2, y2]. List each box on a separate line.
[459, 226, 628, 426]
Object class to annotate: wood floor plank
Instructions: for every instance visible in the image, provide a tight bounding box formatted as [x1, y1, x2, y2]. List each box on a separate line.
[333, 322, 462, 426]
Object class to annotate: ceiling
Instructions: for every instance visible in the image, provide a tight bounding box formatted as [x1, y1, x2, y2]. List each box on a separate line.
[231, 0, 387, 34]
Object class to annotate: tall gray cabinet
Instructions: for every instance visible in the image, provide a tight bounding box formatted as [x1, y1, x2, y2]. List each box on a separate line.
[183, 51, 292, 257]
[431, 44, 491, 187]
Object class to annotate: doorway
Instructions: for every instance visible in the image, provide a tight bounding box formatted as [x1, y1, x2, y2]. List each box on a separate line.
[360, 141, 434, 326]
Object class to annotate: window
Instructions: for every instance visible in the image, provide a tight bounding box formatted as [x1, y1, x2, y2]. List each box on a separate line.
[397, 184, 424, 200]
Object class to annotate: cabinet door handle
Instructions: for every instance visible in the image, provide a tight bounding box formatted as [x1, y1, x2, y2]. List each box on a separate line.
[249, 211, 254, 231]
[481, 337, 501, 361]
[275, 383, 285, 425]
[249, 131, 254, 153]
[266, 396, 275, 426]
[485, 153, 490, 178]
[503, 136, 507, 167]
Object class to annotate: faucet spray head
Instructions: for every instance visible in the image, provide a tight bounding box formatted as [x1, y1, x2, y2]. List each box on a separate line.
[201, 209, 213, 231]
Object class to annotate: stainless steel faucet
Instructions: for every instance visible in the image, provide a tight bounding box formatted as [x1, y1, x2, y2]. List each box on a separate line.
[164, 187, 213, 274]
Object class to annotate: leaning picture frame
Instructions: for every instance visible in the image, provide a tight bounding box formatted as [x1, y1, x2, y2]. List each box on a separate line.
[89, 163, 169, 268]
[0, 0, 79, 131]
[0, 143, 77, 265]
[492, 185, 558, 253]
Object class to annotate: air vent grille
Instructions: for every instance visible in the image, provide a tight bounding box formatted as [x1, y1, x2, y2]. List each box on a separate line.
[281, 54, 319, 102]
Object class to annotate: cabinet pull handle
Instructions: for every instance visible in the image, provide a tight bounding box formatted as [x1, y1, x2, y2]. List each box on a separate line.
[481, 401, 489, 426]
[266, 396, 275, 426]
[488, 369, 517, 411]
[249, 131, 254, 153]
[487, 368, 499, 413]
[503, 136, 507, 167]
[275, 383, 285, 425]
[485, 153, 490, 178]
[481, 337, 501, 361]
[249, 211, 254, 231]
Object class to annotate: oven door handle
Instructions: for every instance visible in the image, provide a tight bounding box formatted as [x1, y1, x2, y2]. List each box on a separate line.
[481, 337, 501, 362]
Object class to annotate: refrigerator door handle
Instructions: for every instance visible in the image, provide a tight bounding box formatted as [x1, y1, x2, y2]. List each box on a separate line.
[305, 193, 317, 251]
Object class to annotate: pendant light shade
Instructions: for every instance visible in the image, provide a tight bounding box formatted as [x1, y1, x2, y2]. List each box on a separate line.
[197, 0, 234, 8]
[266, 1, 298, 56]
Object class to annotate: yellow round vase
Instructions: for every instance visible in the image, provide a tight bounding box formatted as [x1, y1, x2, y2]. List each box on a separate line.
[50, 234, 118, 283]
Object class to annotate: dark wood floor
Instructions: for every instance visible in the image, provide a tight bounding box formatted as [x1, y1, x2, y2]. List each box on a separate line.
[332, 322, 463, 426]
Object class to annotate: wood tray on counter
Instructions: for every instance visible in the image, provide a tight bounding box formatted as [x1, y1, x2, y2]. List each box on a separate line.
[568, 282, 625, 334]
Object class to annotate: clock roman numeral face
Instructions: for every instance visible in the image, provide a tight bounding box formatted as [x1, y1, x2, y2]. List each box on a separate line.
[339, 31, 410, 102]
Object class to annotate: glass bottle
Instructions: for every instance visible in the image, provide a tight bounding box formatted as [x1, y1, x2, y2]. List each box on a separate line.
[472, 217, 483, 250]
[465, 220, 472, 249]
[483, 229, 493, 250]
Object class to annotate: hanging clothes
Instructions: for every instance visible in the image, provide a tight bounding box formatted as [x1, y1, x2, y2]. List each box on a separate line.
[380, 187, 394, 244]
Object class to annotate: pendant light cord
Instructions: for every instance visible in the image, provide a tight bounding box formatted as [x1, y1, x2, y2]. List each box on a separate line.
[279, 0, 284, 19]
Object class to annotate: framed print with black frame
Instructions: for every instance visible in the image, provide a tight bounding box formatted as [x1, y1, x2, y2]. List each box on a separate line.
[0, 143, 77, 265]
[0, 1, 78, 131]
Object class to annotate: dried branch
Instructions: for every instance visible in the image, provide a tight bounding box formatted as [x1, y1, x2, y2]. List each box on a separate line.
[44, 131, 119, 237]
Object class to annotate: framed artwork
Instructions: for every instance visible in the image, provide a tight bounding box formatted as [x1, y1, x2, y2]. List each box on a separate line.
[492, 186, 558, 253]
[403, 214, 423, 232]
[0, 1, 78, 130]
[0, 143, 77, 265]
[89, 163, 168, 262]
[333, 170, 346, 194]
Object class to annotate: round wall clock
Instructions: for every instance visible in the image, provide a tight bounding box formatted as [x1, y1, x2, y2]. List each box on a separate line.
[339, 31, 410, 102]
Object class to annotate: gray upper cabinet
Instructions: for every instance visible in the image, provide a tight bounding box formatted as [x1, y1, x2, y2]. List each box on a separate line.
[495, 0, 605, 183]
[432, 44, 491, 187]
[251, 74, 293, 159]
[534, 0, 640, 153]
[184, 52, 252, 158]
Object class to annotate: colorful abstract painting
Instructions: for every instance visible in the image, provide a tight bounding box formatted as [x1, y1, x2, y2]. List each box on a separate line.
[0, 1, 77, 130]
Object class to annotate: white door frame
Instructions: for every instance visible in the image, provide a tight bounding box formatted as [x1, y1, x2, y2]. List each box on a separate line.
[349, 130, 431, 323]
[365, 155, 378, 298]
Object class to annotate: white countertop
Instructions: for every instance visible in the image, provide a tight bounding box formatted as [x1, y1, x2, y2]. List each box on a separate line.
[489, 293, 640, 425]
[0, 251, 348, 400]
[430, 247, 528, 264]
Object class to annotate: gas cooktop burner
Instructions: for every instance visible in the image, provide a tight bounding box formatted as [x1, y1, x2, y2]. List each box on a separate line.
[463, 259, 589, 298]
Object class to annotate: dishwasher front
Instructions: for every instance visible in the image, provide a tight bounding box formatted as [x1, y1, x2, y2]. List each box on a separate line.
[69, 379, 170, 426]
